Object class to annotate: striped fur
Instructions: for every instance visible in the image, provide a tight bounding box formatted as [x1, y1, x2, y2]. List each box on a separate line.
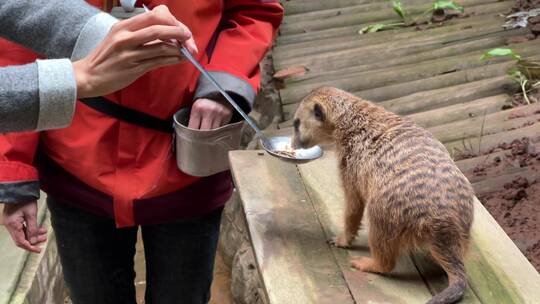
[292, 87, 474, 304]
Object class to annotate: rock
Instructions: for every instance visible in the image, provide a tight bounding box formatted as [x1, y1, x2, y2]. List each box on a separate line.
[527, 141, 537, 155]
[231, 242, 266, 304]
[530, 23, 540, 35]
[503, 189, 528, 202]
[529, 15, 540, 25]
[219, 191, 250, 267]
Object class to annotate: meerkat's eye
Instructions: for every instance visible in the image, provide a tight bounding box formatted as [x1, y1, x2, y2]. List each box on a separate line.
[293, 119, 300, 131]
[313, 103, 325, 121]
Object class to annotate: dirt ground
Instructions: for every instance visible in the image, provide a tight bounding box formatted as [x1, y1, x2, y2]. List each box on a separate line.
[473, 138, 540, 271]
[513, 0, 540, 12]
[479, 180, 540, 271]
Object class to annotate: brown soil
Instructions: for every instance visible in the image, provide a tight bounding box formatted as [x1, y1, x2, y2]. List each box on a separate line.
[510, 87, 540, 106]
[473, 138, 540, 271]
[512, 0, 540, 12]
[479, 180, 540, 271]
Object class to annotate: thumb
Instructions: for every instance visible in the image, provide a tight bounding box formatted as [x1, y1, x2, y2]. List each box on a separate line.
[23, 207, 38, 245]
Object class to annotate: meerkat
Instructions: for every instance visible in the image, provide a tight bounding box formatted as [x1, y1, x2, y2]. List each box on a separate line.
[292, 87, 474, 304]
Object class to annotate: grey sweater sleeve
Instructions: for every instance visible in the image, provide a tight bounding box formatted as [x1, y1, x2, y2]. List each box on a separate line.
[0, 0, 100, 59]
[0, 0, 117, 132]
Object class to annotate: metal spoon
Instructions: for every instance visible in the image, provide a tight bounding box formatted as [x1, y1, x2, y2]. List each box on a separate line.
[143, 5, 323, 163]
[120, 0, 136, 12]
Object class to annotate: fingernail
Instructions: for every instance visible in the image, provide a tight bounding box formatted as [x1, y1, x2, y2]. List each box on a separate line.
[30, 237, 36, 244]
[188, 41, 198, 54]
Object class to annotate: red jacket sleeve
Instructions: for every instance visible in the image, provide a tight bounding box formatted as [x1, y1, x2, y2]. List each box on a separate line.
[0, 132, 40, 203]
[193, 0, 284, 109]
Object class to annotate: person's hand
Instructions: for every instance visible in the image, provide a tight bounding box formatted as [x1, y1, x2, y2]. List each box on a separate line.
[73, 5, 198, 99]
[2, 201, 47, 253]
[188, 98, 234, 130]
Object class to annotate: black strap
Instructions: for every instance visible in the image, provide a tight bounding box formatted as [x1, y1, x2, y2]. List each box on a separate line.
[79, 97, 173, 133]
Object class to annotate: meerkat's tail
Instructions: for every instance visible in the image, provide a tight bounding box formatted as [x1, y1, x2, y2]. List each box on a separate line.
[426, 243, 467, 304]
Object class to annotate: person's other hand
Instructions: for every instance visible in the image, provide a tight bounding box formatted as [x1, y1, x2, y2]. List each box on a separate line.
[188, 98, 234, 130]
[73, 5, 198, 98]
[2, 201, 47, 253]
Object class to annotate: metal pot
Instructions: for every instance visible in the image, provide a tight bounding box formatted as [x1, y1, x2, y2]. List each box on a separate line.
[173, 108, 243, 177]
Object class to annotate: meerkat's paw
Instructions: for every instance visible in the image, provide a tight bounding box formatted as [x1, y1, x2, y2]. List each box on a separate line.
[351, 257, 384, 274]
[328, 235, 351, 248]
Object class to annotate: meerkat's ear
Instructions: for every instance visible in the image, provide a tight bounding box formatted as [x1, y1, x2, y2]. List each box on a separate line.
[313, 103, 325, 121]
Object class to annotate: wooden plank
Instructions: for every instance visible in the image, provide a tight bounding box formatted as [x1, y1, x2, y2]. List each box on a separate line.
[445, 121, 540, 157]
[281, 83, 508, 128]
[429, 109, 540, 144]
[283, 0, 434, 23]
[275, 3, 512, 61]
[229, 151, 354, 304]
[280, 29, 524, 83]
[456, 142, 540, 175]
[380, 76, 512, 115]
[407, 94, 510, 129]
[296, 151, 438, 303]
[279, 41, 540, 105]
[276, 12, 506, 54]
[353, 60, 516, 103]
[279, 0, 503, 35]
[276, 17, 514, 72]
[276, 5, 510, 46]
[282, 76, 511, 121]
[472, 167, 540, 196]
[411, 253, 482, 304]
[282, 0, 378, 15]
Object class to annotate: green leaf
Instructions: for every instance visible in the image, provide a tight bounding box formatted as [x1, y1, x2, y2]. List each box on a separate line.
[481, 48, 522, 61]
[360, 24, 387, 34]
[392, 0, 407, 20]
[433, 0, 464, 13]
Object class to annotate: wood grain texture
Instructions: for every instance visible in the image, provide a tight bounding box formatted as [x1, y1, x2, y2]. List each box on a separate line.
[230, 151, 354, 304]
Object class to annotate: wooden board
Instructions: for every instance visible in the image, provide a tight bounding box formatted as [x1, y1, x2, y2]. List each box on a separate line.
[229, 151, 354, 304]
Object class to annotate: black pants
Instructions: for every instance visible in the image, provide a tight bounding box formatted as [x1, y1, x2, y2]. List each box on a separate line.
[47, 197, 223, 304]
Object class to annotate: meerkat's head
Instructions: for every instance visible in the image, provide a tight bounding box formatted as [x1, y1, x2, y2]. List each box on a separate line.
[292, 87, 339, 149]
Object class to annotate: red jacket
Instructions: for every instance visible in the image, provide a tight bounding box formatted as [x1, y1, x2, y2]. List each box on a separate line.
[0, 0, 283, 227]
